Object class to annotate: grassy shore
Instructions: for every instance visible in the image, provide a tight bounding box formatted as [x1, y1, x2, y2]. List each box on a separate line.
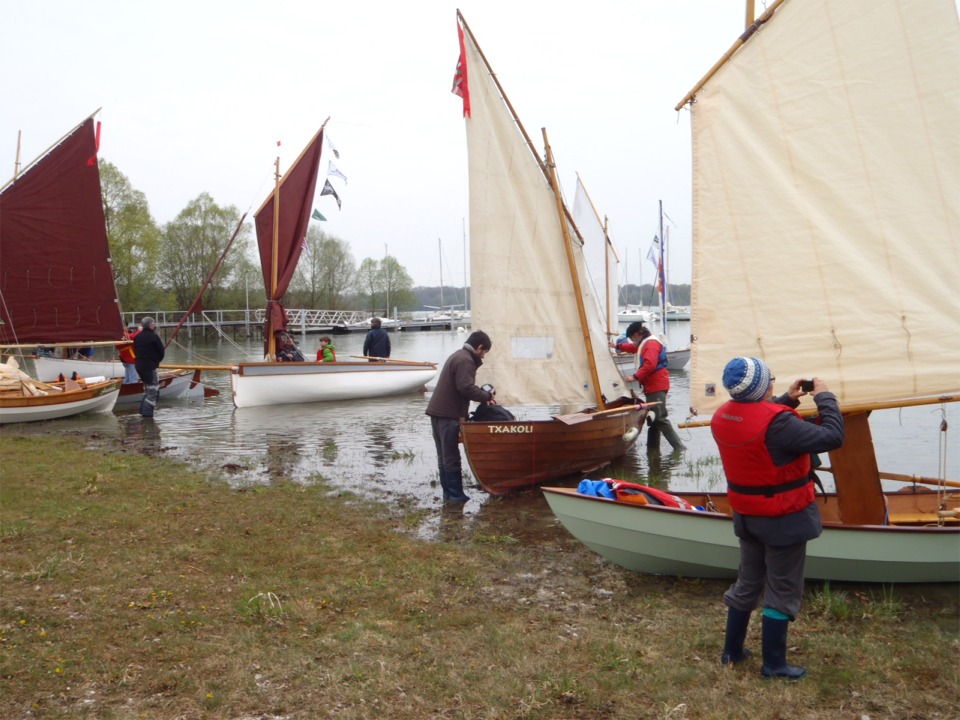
[1, 434, 957, 719]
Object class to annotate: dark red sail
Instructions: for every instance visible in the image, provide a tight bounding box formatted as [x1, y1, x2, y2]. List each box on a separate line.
[0, 117, 125, 344]
[254, 126, 325, 346]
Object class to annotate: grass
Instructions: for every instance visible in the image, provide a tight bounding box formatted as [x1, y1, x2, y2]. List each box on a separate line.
[1, 434, 958, 719]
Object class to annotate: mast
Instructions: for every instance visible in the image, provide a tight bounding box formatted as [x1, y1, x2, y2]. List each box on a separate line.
[438, 238, 444, 313]
[542, 128, 605, 410]
[267, 157, 281, 360]
[463, 218, 469, 312]
[658, 200, 667, 337]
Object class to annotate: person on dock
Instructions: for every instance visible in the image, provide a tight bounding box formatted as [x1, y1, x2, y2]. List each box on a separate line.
[425, 330, 496, 503]
[711, 356, 844, 680]
[118, 323, 140, 384]
[616, 321, 685, 452]
[363, 318, 391, 360]
[133, 317, 165, 417]
[317, 336, 336, 362]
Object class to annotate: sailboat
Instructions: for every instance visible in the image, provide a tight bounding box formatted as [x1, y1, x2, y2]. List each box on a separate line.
[544, 0, 960, 583]
[454, 11, 647, 495]
[650, 202, 690, 370]
[229, 124, 437, 408]
[0, 114, 127, 422]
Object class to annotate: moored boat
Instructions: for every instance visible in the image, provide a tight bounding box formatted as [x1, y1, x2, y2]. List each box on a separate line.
[0, 358, 120, 424]
[230, 123, 436, 408]
[543, 485, 960, 583]
[453, 12, 646, 495]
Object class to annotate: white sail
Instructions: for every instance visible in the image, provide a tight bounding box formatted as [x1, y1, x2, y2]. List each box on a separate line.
[685, 0, 960, 416]
[462, 24, 626, 408]
[572, 176, 619, 337]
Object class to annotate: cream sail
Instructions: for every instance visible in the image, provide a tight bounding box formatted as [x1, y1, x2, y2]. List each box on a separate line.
[683, 0, 960, 418]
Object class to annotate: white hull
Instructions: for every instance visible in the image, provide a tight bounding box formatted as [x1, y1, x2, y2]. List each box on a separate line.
[230, 361, 437, 408]
[115, 370, 204, 405]
[0, 380, 121, 424]
[34, 356, 124, 382]
[543, 487, 960, 583]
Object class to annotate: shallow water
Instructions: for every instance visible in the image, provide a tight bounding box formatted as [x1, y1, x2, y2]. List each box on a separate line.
[5, 325, 957, 541]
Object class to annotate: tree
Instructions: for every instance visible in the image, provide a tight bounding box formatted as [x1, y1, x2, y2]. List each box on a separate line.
[99, 160, 162, 311]
[290, 226, 356, 308]
[353, 256, 415, 314]
[158, 193, 251, 310]
[354, 258, 382, 312]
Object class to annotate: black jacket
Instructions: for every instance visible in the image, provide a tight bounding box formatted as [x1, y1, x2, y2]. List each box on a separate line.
[133, 327, 165, 371]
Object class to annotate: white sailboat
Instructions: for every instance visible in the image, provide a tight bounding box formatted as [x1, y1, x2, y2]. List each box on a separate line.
[230, 124, 436, 408]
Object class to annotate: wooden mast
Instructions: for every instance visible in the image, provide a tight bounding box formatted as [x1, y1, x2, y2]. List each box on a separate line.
[267, 157, 281, 360]
[542, 129, 605, 410]
[457, 11, 585, 246]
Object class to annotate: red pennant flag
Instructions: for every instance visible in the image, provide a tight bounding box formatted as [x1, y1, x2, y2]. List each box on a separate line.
[86, 121, 101, 167]
[452, 23, 470, 118]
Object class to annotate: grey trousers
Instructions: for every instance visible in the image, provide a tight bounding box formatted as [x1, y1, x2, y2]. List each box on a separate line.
[723, 537, 808, 620]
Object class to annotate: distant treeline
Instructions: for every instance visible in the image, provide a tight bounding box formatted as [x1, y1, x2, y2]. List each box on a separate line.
[411, 284, 691, 312]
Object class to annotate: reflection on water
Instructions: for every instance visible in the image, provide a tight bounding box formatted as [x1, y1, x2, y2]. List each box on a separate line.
[5, 325, 957, 541]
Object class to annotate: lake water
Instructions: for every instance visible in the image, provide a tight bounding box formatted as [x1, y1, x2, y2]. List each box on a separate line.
[6, 322, 957, 538]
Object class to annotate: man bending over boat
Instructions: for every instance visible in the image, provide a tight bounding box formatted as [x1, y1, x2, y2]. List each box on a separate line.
[616, 321, 685, 452]
[711, 356, 844, 680]
[425, 330, 496, 503]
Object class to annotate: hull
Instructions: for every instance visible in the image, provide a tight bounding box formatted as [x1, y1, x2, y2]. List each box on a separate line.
[231, 360, 437, 408]
[0, 379, 121, 424]
[461, 408, 644, 495]
[115, 369, 206, 406]
[34, 355, 124, 382]
[542, 487, 960, 583]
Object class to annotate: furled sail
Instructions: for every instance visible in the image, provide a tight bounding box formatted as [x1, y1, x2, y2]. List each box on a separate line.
[0, 116, 124, 345]
[459, 14, 626, 408]
[682, 0, 960, 416]
[255, 126, 325, 347]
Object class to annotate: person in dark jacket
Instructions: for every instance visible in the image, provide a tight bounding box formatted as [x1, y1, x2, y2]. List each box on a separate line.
[711, 356, 844, 680]
[362, 318, 391, 360]
[425, 330, 495, 503]
[133, 317, 165, 417]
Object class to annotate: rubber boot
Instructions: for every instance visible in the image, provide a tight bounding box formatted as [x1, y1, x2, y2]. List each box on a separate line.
[438, 469, 450, 501]
[444, 470, 470, 504]
[661, 421, 687, 452]
[646, 425, 661, 452]
[721, 607, 752, 665]
[760, 615, 806, 679]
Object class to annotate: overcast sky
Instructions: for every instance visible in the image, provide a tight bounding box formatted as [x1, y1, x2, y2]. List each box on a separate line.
[2, 1, 753, 292]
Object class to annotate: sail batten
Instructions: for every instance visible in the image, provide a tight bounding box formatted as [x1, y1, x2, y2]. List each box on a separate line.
[687, 0, 960, 416]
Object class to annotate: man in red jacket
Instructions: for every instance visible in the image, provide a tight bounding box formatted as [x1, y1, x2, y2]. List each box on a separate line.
[616, 322, 685, 452]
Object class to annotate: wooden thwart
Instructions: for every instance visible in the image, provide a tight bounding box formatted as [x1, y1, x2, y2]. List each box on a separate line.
[553, 402, 655, 426]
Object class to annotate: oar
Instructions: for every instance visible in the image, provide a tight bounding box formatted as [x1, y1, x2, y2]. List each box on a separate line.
[349, 355, 436, 366]
[553, 402, 657, 426]
[819, 466, 960, 490]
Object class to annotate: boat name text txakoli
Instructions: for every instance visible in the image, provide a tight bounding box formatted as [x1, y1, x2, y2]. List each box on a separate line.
[488, 425, 535, 434]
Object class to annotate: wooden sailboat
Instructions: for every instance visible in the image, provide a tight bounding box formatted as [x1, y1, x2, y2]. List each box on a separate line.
[229, 124, 436, 408]
[0, 114, 126, 421]
[544, 0, 960, 582]
[454, 12, 647, 495]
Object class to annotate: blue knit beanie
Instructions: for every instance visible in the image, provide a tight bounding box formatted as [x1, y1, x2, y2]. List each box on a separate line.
[722, 356, 772, 402]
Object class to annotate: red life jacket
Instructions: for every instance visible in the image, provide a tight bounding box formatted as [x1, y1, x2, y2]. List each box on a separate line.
[710, 401, 813, 517]
[608, 480, 696, 510]
[118, 330, 138, 363]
